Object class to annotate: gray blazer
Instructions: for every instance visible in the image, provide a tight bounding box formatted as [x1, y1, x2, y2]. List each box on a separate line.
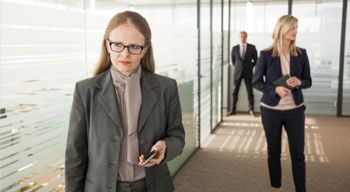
[65, 69, 185, 192]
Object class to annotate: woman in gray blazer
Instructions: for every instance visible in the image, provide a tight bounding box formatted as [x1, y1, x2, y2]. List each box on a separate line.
[65, 11, 185, 192]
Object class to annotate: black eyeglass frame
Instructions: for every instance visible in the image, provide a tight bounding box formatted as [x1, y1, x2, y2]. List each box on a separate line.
[107, 39, 146, 55]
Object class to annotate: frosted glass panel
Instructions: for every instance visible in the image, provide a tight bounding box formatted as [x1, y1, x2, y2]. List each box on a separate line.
[293, 0, 342, 115]
[134, 3, 198, 172]
[343, 1, 350, 115]
[200, 2, 211, 144]
[212, 1, 222, 128]
[0, 0, 85, 191]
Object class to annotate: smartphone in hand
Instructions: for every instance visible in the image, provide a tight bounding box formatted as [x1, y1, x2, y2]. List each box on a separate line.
[141, 151, 156, 166]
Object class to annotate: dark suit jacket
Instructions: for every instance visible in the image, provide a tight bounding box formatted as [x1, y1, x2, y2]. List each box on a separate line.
[65, 69, 185, 192]
[231, 43, 258, 80]
[252, 48, 312, 106]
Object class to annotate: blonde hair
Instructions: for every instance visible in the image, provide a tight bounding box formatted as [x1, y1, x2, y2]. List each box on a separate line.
[265, 15, 301, 57]
[93, 11, 155, 76]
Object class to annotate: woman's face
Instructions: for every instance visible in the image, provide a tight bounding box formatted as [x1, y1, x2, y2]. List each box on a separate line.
[107, 24, 147, 75]
[284, 25, 298, 42]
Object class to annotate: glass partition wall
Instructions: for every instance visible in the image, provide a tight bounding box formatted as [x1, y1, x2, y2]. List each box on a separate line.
[227, 0, 348, 116]
[199, 0, 212, 144]
[0, 1, 86, 191]
[293, 0, 343, 115]
[135, 2, 199, 173]
[212, 0, 223, 129]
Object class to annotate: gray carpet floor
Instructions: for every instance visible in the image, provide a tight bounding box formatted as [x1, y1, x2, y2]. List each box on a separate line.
[173, 114, 350, 192]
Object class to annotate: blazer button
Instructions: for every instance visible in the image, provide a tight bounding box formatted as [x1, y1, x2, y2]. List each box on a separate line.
[147, 184, 153, 191]
[111, 137, 118, 142]
[108, 161, 116, 165]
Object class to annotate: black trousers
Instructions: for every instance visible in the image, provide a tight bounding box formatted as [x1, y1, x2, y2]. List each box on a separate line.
[260, 106, 306, 192]
[117, 178, 147, 192]
[231, 75, 254, 112]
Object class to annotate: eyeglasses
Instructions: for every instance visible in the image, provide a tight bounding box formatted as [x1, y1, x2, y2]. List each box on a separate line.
[108, 39, 145, 55]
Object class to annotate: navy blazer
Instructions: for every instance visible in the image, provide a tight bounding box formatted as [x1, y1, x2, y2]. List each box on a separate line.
[252, 48, 312, 106]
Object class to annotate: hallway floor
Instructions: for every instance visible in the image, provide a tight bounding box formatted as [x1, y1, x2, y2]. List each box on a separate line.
[173, 114, 350, 192]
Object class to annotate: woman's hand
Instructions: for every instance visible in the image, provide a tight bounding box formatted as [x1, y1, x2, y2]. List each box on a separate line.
[275, 86, 291, 98]
[287, 76, 301, 88]
[139, 140, 167, 167]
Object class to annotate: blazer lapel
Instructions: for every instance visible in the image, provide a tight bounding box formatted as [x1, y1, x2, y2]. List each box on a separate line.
[138, 71, 159, 131]
[95, 70, 123, 129]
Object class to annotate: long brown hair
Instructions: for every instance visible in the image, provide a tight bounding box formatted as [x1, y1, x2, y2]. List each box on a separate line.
[265, 15, 301, 57]
[94, 11, 155, 76]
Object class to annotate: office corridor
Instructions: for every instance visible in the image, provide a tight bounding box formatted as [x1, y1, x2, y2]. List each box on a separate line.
[174, 114, 350, 192]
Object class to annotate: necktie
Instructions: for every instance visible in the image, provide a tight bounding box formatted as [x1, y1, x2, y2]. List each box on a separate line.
[241, 45, 246, 58]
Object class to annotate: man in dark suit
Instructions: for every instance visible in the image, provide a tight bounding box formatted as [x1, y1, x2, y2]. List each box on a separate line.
[228, 31, 257, 116]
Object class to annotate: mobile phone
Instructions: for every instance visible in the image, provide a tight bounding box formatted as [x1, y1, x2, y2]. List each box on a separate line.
[141, 151, 156, 165]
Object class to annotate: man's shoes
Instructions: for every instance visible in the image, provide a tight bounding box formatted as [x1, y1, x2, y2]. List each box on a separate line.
[227, 111, 236, 116]
[249, 110, 256, 117]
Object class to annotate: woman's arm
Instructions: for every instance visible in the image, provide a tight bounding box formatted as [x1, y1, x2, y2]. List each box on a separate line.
[252, 51, 277, 97]
[162, 80, 185, 162]
[65, 83, 88, 192]
[300, 49, 312, 89]
[139, 79, 185, 167]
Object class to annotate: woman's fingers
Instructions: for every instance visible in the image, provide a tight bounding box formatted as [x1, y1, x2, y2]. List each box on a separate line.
[139, 140, 167, 167]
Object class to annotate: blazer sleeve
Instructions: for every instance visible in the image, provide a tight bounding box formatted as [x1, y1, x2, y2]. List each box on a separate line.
[252, 51, 278, 97]
[65, 83, 88, 192]
[299, 49, 312, 89]
[231, 47, 236, 66]
[252, 45, 258, 67]
[163, 80, 185, 163]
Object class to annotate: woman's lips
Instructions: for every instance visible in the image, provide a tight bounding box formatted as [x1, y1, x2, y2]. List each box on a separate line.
[118, 61, 131, 65]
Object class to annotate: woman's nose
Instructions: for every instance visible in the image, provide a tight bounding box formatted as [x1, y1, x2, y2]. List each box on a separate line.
[119, 47, 130, 57]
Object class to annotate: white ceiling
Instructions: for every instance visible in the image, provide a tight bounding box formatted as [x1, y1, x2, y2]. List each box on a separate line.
[113, 0, 342, 6]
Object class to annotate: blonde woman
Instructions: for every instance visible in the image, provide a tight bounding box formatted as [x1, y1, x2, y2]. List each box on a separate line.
[65, 11, 185, 192]
[253, 15, 311, 192]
